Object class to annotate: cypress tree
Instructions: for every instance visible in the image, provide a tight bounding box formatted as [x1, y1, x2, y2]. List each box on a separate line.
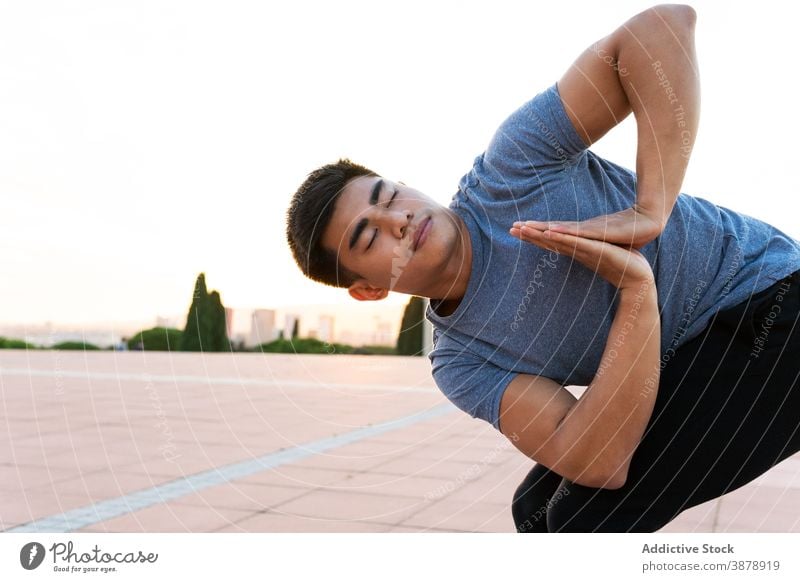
[396, 296, 425, 356]
[179, 273, 230, 352]
[208, 291, 230, 351]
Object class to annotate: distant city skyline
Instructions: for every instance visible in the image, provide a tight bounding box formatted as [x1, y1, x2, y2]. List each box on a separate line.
[0, 301, 407, 349]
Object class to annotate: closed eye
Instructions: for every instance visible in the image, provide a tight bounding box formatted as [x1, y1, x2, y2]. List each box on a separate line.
[366, 188, 398, 250]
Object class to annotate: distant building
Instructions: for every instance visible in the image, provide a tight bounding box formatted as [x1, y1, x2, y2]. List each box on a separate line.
[248, 309, 276, 348]
[337, 328, 387, 347]
[318, 314, 335, 343]
[374, 320, 393, 346]
[224, 307, 235, 339]
[230, 332, 248, 351]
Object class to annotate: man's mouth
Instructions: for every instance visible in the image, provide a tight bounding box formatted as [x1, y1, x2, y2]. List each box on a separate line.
[413, 217, 431, 251]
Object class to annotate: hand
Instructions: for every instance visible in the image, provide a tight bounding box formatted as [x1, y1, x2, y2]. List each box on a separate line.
[513, 206, 664, 250]
[510, 222, 654, 291]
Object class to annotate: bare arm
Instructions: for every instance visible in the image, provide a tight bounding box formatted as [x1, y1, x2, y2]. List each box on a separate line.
[552, 280, 660, 488]
[499, 5, 693, 489]
[555, 3, 700, 241]
[504, 226, 661, 489]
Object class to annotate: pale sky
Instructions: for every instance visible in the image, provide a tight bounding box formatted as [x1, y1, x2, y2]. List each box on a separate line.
[1, 0, 798, 332]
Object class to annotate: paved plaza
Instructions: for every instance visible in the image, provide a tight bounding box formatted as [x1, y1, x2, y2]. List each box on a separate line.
[1, 350, 798, 533]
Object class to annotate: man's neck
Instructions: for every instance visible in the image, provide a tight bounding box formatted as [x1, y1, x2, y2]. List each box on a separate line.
[430, 212, 472, 312]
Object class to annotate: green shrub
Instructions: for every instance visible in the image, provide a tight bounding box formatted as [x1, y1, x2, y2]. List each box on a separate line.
[255, 337, 356, 354]
[127, 327, 183, 351]
[355, 345, 397, 355]
[253, 338, 397, 355]
[52, 341, 101, 350]
[0, 337, 37, 349]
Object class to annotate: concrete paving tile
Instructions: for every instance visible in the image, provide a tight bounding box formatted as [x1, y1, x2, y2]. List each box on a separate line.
[234, 466, 358, 489]
[1, 445, 81, 471]
[656, 499, 719, 533]
[320, 470, 456, 500]
[0, 491, 104, 531]
[383, 524, 470, 533]
[436, 472, 519, 507]
[0, 434, 72, 452]
[714, 485, 800, 532]
[676, 499, 719, 524]
[213, 511, 393, 533]
[112, 459, 193, 480]
[367, 455, 489, 481]
[471, 511, 517, 533]
[12, 449, 154, 476]
[225, 422, 377, 447]
[414, 418, 481, 434]
[497, 456, 542, 481]
[122, 450, 253, 477]
[272, 488, 425, 524]
[657, 520, 716, 533]
[0, 464, 88, 492]
[305, 439, 418, 459]
[290, 451, 398, 473]
[368, 429, 455, 447]
[709, 525, 780, 533]
[441, 431, 515, 452]
[398, 497, 513, 532]
[405, 443, 518, 467]
[749, 457, 800, 489]
[25, 469, 177, 499]
[151, 442, 263, 467]
[170, 482, 312, 511]
[75, 502, 255, 532]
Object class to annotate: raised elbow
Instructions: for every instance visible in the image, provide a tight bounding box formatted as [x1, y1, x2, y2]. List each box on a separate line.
[649, 4, 697, 29]
[670, 4, 696, 25]
[632, 4, 696, 35]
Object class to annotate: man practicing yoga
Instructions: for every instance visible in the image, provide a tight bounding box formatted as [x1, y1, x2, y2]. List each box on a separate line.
[285, 3, 800, 532]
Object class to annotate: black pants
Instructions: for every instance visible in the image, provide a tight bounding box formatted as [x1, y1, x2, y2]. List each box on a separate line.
[512, 269, 800, 532]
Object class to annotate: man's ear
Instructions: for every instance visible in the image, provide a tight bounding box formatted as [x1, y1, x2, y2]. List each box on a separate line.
[348, 280, 389, 301]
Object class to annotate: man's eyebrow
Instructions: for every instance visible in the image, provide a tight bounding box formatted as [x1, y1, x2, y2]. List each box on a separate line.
[348, 178, 383, 252]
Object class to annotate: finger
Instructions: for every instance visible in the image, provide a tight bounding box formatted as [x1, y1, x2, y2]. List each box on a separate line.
[541, 229, 585, 255]
[510, 226, 559, 252]
[523, 220, 608, 243]
[536, 228, 616, 261]
[516, 226, 588, 257]
[514, 223, 597, 248]
[512, 224, 568, 242]
[514, 220, 578, 232]
[515, 225, 651, 283]
[510, 225, 546, 241]
[539, 230, 626, 273]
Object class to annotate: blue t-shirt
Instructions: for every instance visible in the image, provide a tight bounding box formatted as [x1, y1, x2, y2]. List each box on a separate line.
[426, 83, 800, 432]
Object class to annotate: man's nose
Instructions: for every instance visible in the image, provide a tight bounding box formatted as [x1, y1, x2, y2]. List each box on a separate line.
[380, 209, 413, 239]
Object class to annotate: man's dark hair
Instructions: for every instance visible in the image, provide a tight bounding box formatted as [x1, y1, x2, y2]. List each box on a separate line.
[286, 158, 378, 288]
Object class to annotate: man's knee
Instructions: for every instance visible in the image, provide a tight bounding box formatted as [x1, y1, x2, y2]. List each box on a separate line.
[511, 465, 562, 533]
[545, 483, 668, 533]
[512, 480, 549, 532]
